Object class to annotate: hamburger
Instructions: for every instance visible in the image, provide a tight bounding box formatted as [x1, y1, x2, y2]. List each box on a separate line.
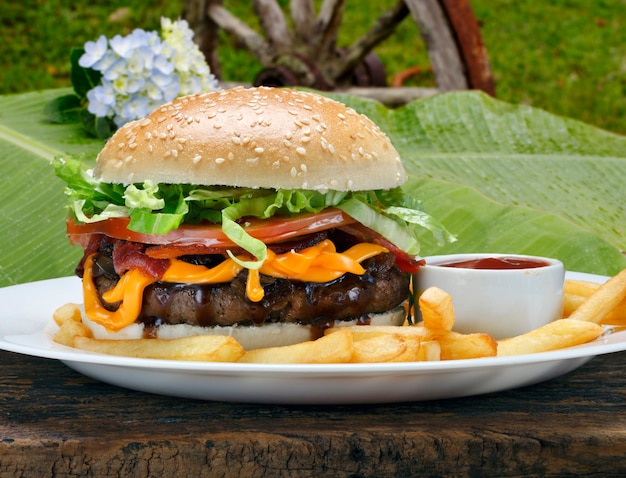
[54, 86, 450, 350]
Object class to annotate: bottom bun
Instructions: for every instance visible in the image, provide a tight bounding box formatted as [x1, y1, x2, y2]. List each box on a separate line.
[82, 307, 407, 350]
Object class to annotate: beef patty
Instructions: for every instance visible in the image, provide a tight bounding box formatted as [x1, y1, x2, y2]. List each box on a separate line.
[91, 242, 410, 328]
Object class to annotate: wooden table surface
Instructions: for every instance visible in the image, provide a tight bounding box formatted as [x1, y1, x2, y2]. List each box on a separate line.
[2, 349, 626, 477]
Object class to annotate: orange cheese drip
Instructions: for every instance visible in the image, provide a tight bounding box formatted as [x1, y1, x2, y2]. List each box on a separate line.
[82, 241, 388, 331]
[83, 254, 155, 331]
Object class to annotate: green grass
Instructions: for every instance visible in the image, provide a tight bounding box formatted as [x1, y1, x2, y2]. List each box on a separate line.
[2, 0, 624, 134]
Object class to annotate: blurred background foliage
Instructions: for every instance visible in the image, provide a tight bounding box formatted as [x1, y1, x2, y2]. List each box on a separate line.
[1, 0, 625, 135]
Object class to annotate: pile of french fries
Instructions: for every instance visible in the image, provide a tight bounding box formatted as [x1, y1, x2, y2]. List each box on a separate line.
[53, 269, 626, 364]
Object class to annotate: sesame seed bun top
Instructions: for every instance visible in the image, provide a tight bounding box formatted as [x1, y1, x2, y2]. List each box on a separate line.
[94, 86, 407, 191]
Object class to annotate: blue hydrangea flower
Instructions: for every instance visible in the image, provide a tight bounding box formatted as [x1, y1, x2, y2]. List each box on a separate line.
[78, 18, 219, 128]
[86, 81, 115, 117]
[79, 35, 108, 69]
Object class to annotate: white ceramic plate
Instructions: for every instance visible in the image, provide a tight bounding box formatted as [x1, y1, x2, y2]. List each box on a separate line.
[0, 272, 625, 404]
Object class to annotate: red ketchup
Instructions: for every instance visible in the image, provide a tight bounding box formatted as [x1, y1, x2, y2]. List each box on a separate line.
[439, 256, 549, 270]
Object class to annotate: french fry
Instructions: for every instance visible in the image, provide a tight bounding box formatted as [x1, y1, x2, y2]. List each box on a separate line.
[564, 279, 602, 297]
[73, 335, 245, 362]
[326, 324, 428, 341]
[326, 325, 496, 360]
[563, 292, 588, 318]
[415, 340, 442, 361]
[434, 331, 497, 360]
[564, 279, 626, 324]
[53, 303, 82, 326]
[238, 329, 353, 364]
[53, 317, 93, 347]
[497, 319, 604, 356]
[567, 270, 626, 324]
[351, 334, 408, 363]
[418, 286, 455, 331]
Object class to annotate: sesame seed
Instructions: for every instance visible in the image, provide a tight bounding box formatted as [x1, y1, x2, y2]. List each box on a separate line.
[348, 180, 354, 188]
[147, 145, 153, 153]
[272, 160, 280, 169]
[328, 144, 335, 154]
[159, 132, 167, 139]
[283, 139, 292, 148]
[301, 136, 311, 143]
[125, 155, 133, 162]
[254, 147, 265, 154]
[215, 157, 225, 164]
[207, 112, 217, 119]
[118, 142, 125, 149]
[213, 124, 222, 129]
[290, 167, 297, 177]
[300, 163, 308, 172]
[285, 132, 293, 140]
[311, 114, 321, 122]
[193, 155, 202, 164]
[232, 136, 242, 145]
[337, 113, 346, 120]
[247, 157, 259, 166]
[296, 147, 306, 156]
[227, 152, 234, 160]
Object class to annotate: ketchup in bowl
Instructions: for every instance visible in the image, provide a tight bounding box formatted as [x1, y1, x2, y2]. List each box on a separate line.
[415, 253, 565, 339]
[440, 256, 550, 270]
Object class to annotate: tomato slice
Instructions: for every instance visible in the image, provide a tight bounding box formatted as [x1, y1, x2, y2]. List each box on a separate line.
[67, 208, 357, 252]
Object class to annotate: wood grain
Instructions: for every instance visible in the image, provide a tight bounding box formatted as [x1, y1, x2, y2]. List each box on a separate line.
[2, 350, 626, 477]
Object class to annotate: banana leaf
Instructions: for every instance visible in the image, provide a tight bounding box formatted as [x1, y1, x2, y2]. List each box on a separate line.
[0, 88, 624, 287]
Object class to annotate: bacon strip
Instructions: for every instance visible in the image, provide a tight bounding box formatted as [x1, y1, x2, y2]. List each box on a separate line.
[111, 241, 170, 279]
